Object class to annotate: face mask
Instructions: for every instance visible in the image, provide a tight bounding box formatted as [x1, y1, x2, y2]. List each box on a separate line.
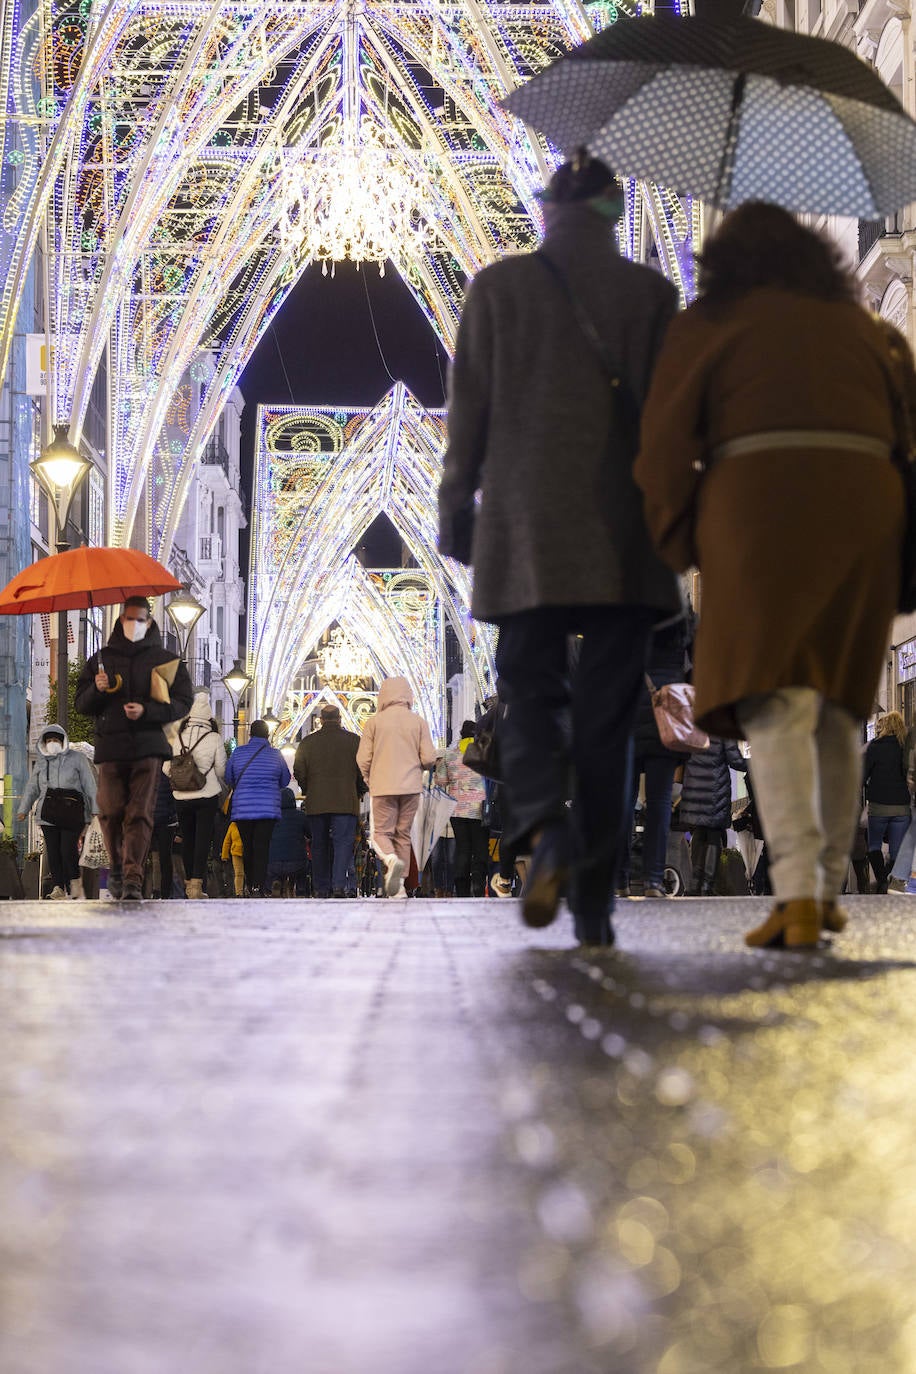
[44, 741, 62, 756]
[123, 619, 149, 643]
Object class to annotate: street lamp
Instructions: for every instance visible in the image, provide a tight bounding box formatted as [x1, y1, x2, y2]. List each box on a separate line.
[165, 589, 205, 658]
[31, 424, 93, 732]
[262, 706, 280, 739]
[221, 658, 251, 743]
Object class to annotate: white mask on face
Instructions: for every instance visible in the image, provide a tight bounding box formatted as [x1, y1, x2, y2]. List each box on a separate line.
[123, 618, 149, 643]
[44, 741, 62, 756]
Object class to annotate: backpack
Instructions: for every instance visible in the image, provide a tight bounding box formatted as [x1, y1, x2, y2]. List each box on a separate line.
[170, 725, 209, 792]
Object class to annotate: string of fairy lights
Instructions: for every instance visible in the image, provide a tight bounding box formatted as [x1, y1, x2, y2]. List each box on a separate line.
[1, 0, 699, 718]
[1, 0, 697, 563]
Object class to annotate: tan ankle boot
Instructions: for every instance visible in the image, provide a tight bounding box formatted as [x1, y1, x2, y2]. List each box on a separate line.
[185, 877, 204, 900]
[821, 900, 848, 933]
[745, 898, 821, 948]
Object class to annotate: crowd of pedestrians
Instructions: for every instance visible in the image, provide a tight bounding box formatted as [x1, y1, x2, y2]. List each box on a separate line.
[18, 156, 916, 952]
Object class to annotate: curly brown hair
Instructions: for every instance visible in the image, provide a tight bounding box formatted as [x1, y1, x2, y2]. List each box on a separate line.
[697, 202, 858, 307]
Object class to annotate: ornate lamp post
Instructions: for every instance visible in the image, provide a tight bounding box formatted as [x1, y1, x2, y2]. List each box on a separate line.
[165, 589, 205, 659]
[30, 425, 93, 732]
[221, 658, 251, 743]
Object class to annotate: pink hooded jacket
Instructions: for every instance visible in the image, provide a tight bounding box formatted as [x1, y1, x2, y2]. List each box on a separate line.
[357, 677, 438, 796]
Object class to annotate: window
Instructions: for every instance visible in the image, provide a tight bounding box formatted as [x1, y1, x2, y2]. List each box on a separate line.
[216, 606, 224, 639]
[217, 506, 225, 542]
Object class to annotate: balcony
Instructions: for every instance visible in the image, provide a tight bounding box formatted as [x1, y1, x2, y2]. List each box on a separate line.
[858, 212, 903, 263]
[189, 658, 212, 689]
[199, 534, 223, 569]
[202, 435, 230, 475]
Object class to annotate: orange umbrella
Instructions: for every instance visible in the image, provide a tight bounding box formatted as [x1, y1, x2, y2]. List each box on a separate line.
[0, 546, 181, 615]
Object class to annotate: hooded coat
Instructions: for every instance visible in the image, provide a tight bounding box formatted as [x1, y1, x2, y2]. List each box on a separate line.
[20, 726, 97, 825]
[357, 677, 438, 796]
[74, 618, 194, 763]
[267, 788, 311, 870]
[163, 692, 227, 800]
[438, 200, 681, 623]
[293, 716, 364, 816]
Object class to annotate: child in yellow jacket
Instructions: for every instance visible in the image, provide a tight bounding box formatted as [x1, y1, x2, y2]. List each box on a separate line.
[221, 822, 245, 897]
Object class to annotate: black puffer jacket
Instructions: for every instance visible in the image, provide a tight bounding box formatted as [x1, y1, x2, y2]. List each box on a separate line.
[633, 615, 692, 759]
[74, 619, 193, 764]
[679, 738, 748, 830]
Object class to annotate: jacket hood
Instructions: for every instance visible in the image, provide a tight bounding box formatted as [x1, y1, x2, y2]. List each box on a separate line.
[542, 200, 621, 252]
[38, 725, 70, 756]
[280, 787, 297, 811]
[378, 676, 413, 711]
[106, 617, 164, 654]
[186, 692, 213, 725]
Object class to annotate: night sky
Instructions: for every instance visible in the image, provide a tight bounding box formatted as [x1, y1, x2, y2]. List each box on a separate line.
[238, 260, 451, 567]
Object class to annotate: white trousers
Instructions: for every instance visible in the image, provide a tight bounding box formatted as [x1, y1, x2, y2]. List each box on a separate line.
[737, 688, 861, 902]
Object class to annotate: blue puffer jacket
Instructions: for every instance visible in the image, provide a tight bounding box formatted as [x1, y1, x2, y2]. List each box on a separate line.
[268, 788, 310, 867]
[224, 738, 290, 820]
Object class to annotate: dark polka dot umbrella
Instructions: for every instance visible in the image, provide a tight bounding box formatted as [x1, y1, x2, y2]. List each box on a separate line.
[502, 12, 916, 219]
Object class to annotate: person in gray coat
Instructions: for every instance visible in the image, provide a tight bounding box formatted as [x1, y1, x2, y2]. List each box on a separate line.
[439, 151, 679, 946]
[18, 725, 97, 900]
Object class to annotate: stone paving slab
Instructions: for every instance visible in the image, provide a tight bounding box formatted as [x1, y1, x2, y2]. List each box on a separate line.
[2, 895, 916, 1374]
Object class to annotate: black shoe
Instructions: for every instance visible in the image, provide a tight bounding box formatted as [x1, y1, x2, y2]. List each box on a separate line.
[331, 889, 345, 898]
[522, 825, 569, 929]
[108, 870, 123, 900]
[121, 882, 142, 902]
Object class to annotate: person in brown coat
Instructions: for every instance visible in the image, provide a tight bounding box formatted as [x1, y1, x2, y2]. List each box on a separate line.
[634, 202, 908, 949]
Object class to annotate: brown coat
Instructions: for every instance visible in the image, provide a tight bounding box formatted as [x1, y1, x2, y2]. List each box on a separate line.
[634, 287, 907, 737]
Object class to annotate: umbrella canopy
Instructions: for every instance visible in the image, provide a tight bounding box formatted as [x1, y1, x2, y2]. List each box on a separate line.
[410, 783, 458, 873]
[0, 546, 181, 615]
[503, 12, 916, 217]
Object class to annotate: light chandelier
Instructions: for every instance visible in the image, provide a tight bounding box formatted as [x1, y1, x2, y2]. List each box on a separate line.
[317, 626, 372, 690]
[279, 125, 441, 275]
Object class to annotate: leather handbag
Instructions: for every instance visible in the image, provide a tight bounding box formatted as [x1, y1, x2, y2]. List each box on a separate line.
[645, 676, 710, 754]
[463, 722, 501, 782]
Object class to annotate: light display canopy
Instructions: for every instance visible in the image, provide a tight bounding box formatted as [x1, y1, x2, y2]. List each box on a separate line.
[249, 384, 496, 744]
[0, 0, 699, 563]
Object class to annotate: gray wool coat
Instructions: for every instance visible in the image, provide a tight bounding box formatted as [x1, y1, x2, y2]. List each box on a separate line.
[438, 201, 681, 624]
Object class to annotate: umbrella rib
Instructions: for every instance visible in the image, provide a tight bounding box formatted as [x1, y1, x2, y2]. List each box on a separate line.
[713, 71, 747, 209]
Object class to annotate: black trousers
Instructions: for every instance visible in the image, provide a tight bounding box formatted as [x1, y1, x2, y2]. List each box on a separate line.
[176, 797, 220, 881]
[235, 819, 276, 895]
[41, 824, 81, 892]
[151, 823, 176, 899]
[451, 817, 490, 896]
[495, 604, 655, 928]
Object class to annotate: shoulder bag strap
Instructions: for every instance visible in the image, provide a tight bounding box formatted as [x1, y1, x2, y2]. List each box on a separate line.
[534, 251, 632, 388]
[230, 740, 268, 790]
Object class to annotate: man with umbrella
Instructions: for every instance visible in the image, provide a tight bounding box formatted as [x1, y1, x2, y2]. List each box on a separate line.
[75, 596, 193, 902]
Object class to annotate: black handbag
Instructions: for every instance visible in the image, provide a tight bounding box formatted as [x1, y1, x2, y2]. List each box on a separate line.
[463, 722, 501, 782]
[41, 787, 85, 830]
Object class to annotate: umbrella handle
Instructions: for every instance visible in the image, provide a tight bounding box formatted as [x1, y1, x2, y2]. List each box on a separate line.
[712, 71, 746, 209]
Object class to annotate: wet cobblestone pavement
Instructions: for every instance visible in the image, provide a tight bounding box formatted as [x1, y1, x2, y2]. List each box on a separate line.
[3, 895, 916, 1374]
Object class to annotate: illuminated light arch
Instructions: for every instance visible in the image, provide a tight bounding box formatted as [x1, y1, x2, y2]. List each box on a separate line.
[2, 0, 700, 560]
[249, 385, 495, 742]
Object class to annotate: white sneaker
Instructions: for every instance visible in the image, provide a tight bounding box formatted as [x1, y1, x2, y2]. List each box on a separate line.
[48, 886, 68, 901]
[383, 854, 405, 897]
[69, 878, 84, 901]
[490, 874, 513, 898]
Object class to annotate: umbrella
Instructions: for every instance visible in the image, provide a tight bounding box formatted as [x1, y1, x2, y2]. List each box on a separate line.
[0, 546, 181, 614]
[502, 11, 916, 217]
[411, 781, 457, 872]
